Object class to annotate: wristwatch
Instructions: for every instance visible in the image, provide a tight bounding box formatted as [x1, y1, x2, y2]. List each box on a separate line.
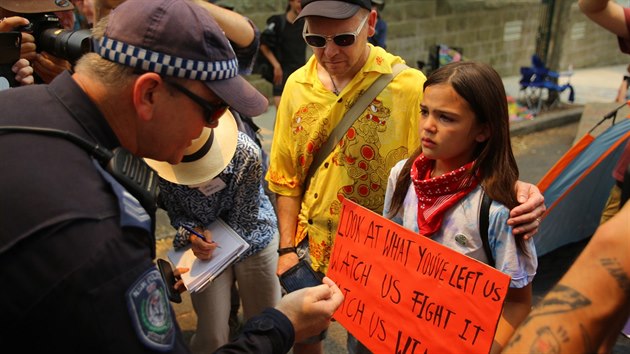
[277, 247, 297, 256]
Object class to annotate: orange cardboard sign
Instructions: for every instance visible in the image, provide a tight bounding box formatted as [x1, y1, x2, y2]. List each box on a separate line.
[327, 198, 511, 354]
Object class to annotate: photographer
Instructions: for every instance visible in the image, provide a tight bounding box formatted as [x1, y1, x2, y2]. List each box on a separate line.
[0, 0, 77, 83]
[0, 16, 34, 87]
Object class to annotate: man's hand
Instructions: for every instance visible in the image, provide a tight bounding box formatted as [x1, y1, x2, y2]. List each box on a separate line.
[277, 251, 299, 276]
[12, 58, 34, 86]
[32, 52, 72, 84]
[275, 277, 344, 342]
[0, 17, 36, 62]
[508, 181, 546, 240]
[0, 16, 28, 32]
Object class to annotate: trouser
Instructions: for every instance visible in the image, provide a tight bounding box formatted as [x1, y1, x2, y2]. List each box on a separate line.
[189, 234, 281, 353]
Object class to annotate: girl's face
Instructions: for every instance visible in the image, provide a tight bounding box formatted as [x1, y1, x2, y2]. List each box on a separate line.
[419, 83, 489, 175]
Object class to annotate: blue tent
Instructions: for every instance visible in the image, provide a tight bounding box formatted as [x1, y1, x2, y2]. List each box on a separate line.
[535, 117, 630, 256]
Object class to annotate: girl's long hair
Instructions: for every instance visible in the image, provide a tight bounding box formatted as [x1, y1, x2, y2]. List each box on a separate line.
[388, 61, 522, 240]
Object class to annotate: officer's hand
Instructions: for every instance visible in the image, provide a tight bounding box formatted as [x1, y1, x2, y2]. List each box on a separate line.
[173, 267, 189, 293]
[275, 277, 344, 343]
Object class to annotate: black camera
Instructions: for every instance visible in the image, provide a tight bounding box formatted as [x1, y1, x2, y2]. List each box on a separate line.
[18, 13, 92, 64]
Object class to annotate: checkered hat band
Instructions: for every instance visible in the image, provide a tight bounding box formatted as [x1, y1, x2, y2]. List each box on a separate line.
[95, 36, 238, 81]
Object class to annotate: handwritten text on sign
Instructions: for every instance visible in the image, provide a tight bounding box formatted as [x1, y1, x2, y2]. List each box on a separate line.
[327, 198, 510, 354]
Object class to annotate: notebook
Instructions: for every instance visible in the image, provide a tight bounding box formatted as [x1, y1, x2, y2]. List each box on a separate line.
[167, 219, 249, 293]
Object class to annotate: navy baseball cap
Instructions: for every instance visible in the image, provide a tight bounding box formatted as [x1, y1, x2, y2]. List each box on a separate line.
[296, 0, 372, 20]
[93, 0, 267, 117]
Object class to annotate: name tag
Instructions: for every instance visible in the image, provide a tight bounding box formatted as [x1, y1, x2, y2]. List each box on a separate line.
[192, 177, 227, 197]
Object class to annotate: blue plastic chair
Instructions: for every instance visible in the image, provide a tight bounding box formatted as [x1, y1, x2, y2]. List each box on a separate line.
[519, 55, 575, 115]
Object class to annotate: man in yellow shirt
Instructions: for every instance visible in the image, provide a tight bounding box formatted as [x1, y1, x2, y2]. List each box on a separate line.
[266, 2, 546, 351]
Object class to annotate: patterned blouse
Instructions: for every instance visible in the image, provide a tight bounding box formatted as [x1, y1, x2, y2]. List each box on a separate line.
[160, 132, 278, 261]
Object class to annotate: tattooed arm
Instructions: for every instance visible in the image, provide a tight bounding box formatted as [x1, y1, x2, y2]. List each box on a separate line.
[503, 202, 630, 353]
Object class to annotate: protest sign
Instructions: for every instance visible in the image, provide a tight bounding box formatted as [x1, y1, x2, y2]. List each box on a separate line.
[327, 198, 511, 354]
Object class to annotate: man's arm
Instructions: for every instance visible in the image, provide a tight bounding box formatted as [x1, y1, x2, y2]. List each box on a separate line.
[275, 194, 302, 275]
[194, 0, 255, 48]
[578, 0, 629, 38]
[259, 43, 283, 85]
[503, 202, 630, 353]
[217, 277, 344, 353]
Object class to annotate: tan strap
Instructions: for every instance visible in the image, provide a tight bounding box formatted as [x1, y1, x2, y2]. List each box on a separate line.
[303, 63, 409, 192]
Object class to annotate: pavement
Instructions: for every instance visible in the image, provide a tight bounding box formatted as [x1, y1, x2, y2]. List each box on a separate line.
[155, 64, 630, 352]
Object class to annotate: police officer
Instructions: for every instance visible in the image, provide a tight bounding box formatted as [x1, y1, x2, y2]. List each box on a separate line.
[0, 0, 343, 352]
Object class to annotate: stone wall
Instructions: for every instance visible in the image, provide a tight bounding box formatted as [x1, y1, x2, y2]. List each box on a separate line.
[229, 0, 629, 94]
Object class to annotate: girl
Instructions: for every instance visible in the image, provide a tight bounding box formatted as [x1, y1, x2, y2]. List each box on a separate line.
[383, 61, 537, 353]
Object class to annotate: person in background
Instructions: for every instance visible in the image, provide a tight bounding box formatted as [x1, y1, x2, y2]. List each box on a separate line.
[0, 0, 74, 83]
[72, 0, 95, 29]
[266, 1, 545, 353]
[0, 0, 343, 352]
[614, 63, 630, 103]
[259, 0, 306, 108]
[368, 0, 387, 48]
[383, 61, 537, 354]
[578, 0, 630, 227]
[0, 16, 34, 87]
[148, 112, 282, 353]
[92, 0, 124, 23]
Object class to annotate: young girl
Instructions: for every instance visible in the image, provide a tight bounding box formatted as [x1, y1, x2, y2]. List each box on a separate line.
[383, 61, 538, 353]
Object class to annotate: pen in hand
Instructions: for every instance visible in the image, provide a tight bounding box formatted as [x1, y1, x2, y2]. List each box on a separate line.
[181, 225, 221, 248]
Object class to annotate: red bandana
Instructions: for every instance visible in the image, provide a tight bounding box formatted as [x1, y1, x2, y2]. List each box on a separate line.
[410, 154, 479, 237]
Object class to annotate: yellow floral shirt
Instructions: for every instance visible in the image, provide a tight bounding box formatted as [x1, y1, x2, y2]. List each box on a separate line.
[266, 44, 426, 273]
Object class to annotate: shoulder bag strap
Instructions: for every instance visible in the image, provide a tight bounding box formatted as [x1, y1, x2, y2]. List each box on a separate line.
[479, 191, 495, 267]
[303, 63, 409, 192]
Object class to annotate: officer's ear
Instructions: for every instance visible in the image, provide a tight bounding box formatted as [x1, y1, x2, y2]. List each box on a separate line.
[133, 72, 163, 122]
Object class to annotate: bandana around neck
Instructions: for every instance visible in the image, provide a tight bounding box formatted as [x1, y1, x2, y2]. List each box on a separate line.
[411, 154, 479, 236]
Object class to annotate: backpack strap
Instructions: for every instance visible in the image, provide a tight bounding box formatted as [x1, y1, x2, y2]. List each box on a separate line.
[479, 191, 495, 267]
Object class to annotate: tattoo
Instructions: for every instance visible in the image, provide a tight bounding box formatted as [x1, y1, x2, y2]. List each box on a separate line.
[601, 258, 630, 296]
[521, 284, 591, 326]
[530, 326, 560, 354]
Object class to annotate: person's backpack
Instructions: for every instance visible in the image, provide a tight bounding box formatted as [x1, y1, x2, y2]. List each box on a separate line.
[253, 14, 286, 83]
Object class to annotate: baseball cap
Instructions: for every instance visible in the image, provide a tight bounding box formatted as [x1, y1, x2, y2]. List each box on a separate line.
[144, 110, 238, 185]
[296, 0, 372, 20]
[0, 0, 74, 13]
[93, 0, 267, 117]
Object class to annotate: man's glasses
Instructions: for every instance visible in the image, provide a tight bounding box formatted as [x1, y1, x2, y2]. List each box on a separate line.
[164, 80, 229, 126]
[303, 15, 368, 48]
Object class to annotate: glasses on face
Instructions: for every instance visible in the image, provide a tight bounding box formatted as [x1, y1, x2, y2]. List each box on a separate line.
[303, 15, 369, 48]
[164, 80, 229, 126]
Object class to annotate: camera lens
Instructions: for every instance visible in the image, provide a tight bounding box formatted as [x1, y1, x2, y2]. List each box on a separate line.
[39, 28, 92, 64]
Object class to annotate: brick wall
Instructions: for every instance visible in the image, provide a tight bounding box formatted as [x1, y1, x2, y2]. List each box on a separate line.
[230, 0, 629, 94]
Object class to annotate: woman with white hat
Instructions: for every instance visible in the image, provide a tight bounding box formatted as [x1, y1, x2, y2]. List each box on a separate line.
[147, 110, 282, 353]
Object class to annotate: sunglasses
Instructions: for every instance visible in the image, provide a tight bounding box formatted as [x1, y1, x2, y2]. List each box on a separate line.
[303, 15, 369, 48]
[164, 80, 229, 126]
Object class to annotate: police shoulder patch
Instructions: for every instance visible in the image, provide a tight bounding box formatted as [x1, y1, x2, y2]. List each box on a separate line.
[126, 267, 176, 351]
